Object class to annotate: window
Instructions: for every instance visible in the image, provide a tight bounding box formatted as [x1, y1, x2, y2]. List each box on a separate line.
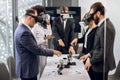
[0, 0, 13, 63]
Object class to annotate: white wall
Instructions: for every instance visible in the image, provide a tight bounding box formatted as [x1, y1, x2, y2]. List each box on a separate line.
[78, 0, 120, 73]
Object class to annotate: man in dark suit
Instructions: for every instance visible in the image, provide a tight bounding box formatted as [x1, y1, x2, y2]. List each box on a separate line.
[84, 2, 116, 80]
[14, 9, 61, 80]
[52, 6, 77, 54]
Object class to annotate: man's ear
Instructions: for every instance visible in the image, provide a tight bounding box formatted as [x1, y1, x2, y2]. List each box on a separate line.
[96, 11, 101, 17]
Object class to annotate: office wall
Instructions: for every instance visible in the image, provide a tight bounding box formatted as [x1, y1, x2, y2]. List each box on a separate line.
[78, 0, 120, 74]
[47, 0, 71, 6]
[46, 0, 78, 7]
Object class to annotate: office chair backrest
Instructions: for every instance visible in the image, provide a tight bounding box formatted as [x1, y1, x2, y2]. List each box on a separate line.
[7, 56, 18, 78]
[0, 62, 10, 80]
[114, 60, 120, 77]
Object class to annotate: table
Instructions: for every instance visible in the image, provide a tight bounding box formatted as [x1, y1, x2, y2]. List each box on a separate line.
[40, 54, 91, 80]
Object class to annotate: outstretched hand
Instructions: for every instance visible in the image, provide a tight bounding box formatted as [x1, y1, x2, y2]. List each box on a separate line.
[71, 38, 78, 46]
[53, 50, 62, 57]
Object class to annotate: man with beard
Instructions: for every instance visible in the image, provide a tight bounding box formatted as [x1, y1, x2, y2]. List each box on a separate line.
[84, 2, 116, 80]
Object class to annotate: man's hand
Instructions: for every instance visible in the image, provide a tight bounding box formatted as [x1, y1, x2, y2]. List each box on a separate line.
[79, 53, 90, 61]
[44, 35, 55, 40]
[69, 46, 75, 54]
[84, 58, 92, 71]
[71, 38, 78, 46]
[58, 39, 65, 47]
[53, 50, 62, 57]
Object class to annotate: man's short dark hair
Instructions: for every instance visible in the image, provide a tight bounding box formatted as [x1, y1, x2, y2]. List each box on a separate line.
[31, 5, 45, 16]
[90, 2, 105, 16]
[25, 9, 36, 16]
[60, 6, 69, 13]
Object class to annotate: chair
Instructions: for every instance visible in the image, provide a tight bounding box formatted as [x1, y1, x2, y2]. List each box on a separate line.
[108, 60, 120, 80]
[0, 62, 10, 80]
[7, 56, 20, 80]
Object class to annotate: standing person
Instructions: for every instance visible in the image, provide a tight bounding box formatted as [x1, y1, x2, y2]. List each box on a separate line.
[84, 2, 116, 80]
[71, 12, 97, 80]
[14, 9, 61, 80]
[31, 5, 54, 78]
[31, 5, 54, 48]
[52, 6, 77, 54]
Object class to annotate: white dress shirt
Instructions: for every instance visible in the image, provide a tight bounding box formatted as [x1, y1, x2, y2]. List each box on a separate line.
[84, 28, 93, 48]
[61, 19, 67, 30]
[98, 17, 106, 27]
[32, 23, 52, 45]
[63, 20, 67, 30]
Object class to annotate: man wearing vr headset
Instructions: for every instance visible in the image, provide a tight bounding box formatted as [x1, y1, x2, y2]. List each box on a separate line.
[14, 9, 61, 80]
[52, 6, 77, 54]
[71, 12, 97, 80]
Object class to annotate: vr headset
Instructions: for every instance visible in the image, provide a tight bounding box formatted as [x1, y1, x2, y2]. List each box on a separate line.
[26, 13, 50, 23]
[82, 12, 94, 26]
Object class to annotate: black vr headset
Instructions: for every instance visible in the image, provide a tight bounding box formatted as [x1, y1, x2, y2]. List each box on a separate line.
[82, 12, 94, 26]
[82, 10, 98, 26]
[25, 13, 47, 23]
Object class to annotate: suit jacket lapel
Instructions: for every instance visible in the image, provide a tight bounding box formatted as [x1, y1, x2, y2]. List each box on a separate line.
[64, 19, 69, 33]
[59, 18, 65, 34]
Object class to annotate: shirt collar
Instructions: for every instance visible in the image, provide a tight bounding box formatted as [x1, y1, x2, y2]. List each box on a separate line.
[97, 17, 106, 27]
[61, 18, 67, 22]
[22, 22, 32, 31]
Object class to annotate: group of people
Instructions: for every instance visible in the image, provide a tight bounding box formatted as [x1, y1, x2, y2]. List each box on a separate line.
[14, 2, 116, 80]
[71, 2, 116, 80]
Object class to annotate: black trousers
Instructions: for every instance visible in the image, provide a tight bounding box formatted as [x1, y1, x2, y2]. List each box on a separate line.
[21, 76, 37, 80]
[93, 71, 108, 80]
[88, 67, 95, 80]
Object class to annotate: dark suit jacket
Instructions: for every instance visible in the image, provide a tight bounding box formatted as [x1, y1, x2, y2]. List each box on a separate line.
[14, 23, 53, 78]
[52, 17, 77, 54]
[105, 18, 116, 71]
[90, 18, 116, 72]
[78, 27, 98, 57]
